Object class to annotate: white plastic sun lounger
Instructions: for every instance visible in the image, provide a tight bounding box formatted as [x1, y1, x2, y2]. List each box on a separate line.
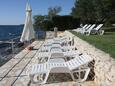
[39, 46, 51, 52]
[50, 44, 76, 52]
[39, 43, 76, 53]
[50, 47, 80, 56]
[83, 24, 96, 35]
[80, 24, 88, 29]
[64, 50, 81, 57]
[82, 24, 88, 29]
[53, 37, 73, 46]
[53, 36, 67, 41]
[28, 54, 93, 84]
[43, 38, 69, 47]
[81, 24, 92, 33]
[50, 48, 81, 59]
[91, 24, 104, 35]
[37, 48, 81, 63]
[73, 24, 88, 32]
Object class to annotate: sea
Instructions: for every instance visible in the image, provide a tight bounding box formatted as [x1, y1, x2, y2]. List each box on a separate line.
[0, 25, 24, 65]
[0, 25, 46, 65]
[0, 25, 23, 48]
[0, 25, 46, 48]
[0, 24, 49, 66]
[0, 25, 23, 41]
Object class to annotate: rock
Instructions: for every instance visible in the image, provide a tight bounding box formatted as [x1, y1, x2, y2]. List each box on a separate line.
[66, 31, 115, 86]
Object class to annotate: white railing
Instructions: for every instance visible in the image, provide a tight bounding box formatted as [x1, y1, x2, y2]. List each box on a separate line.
[0, 36, 21, 55]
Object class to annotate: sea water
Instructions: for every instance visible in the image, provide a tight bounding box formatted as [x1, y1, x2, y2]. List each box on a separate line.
[0, 25, 23, 48]
[0, 25, 23, 41]
[0, 25, 46, 48]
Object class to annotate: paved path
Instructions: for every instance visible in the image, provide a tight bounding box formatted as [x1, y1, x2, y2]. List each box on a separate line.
[0, 41, 44, 86]
[31, 81, 95, 86]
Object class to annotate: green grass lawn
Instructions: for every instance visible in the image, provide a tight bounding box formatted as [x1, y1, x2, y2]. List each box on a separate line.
[70, 31, 115, 58]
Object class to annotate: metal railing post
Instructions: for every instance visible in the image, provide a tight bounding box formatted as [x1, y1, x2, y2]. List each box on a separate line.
[11, 39, 14, 54]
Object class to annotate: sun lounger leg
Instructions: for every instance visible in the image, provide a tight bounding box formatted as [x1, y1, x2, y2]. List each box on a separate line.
[73, 68, 90, 82]
[29, 74, 44, 84]
[85, 31, 90, 36]
[99, 30, 104, 35]
[81, 68, 90, 82]
[29, 72, 50, 84]
[78, 69, 81, 81]
[41, 71, 50, 84]
[69, 71, 75, 81]
[29, 74, 36, 84]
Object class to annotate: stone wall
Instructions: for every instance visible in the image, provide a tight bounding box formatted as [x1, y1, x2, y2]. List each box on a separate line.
[65, 31, 115, 86]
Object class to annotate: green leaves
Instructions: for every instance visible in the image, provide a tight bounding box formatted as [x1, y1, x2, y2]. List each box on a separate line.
[48, 6, 62, 20]
[71, 0, 115, 24]
[33, 6, 62, 30]
[33, 15, 46, 29]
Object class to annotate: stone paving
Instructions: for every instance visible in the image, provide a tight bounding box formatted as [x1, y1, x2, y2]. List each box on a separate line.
[0, 41, 44, 86]
[31, 81, 95, 86]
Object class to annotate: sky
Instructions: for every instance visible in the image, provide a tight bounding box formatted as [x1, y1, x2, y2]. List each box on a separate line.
[0, 0, 75, 25]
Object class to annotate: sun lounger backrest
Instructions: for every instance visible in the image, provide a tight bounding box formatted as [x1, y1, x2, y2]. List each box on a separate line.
[85, 25, 91, 30]
[87, 24, 96, 31]
[94, 24, 103, 30]
[66, 54, 93, 70]
[82, 24, 88, 29]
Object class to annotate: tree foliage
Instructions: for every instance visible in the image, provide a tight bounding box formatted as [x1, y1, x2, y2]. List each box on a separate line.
[33, 15, 46, 29]
[48, 6, 62, 20]
[52, 16, 80, 31]
[71, 0, 115, 25]
[33, 6, 62, 30]
[33, 6, 81, 31]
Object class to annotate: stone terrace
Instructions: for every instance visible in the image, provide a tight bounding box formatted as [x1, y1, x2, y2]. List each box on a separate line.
[0, 40, 95, 86]
[0, 41, 44, 86]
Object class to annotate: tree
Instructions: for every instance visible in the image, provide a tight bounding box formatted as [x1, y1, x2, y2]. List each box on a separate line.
[48, 6, 62, 20]
[94, 0, 115, 23]
[71, 0, 115, 24]
[33, 15, 54, 31]
[52, 16, 80, 30]
[71, 0, 96, 24]
[33, 15, 45, 29]
[33, 6, 62, 31]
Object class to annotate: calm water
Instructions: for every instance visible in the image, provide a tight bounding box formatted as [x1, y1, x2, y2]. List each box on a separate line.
[0, 25, 23, 48]
[0, 25, 23, 41]
[0, 25, 46, 48]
